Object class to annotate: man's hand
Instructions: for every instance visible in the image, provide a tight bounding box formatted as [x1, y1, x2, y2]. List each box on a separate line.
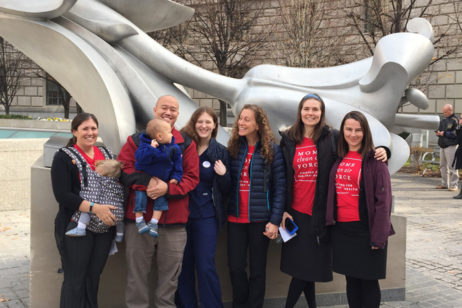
[146, 177, 168, 199]
[436, 130, 444, 137]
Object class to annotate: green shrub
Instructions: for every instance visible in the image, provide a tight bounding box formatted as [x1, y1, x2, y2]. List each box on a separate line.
[0, 114, 32, 119]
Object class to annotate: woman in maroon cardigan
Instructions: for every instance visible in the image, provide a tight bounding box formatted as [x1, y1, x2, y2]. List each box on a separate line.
[326, 111, 394, 308]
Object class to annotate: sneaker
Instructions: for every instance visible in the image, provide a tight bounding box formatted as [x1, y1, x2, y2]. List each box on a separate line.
[436, 184, 448, 189]
[148, 222, 158, 238]
[448, 186, 458, 191]
[115, 233, 124, 243]
[136, 221, 150, 235]
[65, 227, 86, 237]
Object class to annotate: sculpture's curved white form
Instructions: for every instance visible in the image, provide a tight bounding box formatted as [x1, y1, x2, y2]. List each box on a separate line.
[0, 13, 135, 152]
[0, 0, 437, 173]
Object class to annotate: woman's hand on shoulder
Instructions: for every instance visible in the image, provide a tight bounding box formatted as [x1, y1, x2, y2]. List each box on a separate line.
[374, 147, 387, 162]
[93, 203, 117, 226]
[263, 222, 279, 240]
[281, 212, 293, 230]
[214, 160, 227, 176]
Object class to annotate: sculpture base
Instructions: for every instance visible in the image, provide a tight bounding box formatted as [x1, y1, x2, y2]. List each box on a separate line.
[31, 156, 405, 307]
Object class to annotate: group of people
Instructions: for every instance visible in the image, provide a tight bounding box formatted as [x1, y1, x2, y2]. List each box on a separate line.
[51, 93, 394, 308]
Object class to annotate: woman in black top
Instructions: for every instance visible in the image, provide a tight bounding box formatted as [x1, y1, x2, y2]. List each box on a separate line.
[51, 113, 118, 308]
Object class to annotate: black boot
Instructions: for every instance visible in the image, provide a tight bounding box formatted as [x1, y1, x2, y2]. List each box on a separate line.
[453, 184, 462, 199]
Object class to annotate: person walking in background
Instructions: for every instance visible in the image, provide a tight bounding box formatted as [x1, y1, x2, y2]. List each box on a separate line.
[435, 104, 459, 191]
[176, 107, 230, 308]
[326, 111, 394, 308]
[452, 114, 462, 199]
[226, 104, 285, 308]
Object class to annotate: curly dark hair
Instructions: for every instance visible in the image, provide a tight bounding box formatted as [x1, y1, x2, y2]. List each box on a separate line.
[180, 107, 218, 145]
[228, 104, 276, 163]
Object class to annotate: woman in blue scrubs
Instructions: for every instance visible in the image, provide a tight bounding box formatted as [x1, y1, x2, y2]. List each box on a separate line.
[176, 107, 230, 308]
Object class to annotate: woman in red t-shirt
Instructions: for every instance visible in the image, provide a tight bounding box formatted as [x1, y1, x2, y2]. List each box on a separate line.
[326, 111, 394, 308]
[279, 94, 388, 308]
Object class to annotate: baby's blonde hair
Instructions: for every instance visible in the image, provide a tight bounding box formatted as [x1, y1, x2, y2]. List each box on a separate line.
[146, 118, 170, 140]
[95, 159, 123, 178]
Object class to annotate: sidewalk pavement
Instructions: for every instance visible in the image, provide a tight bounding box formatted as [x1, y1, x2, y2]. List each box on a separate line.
[0, 139, 461, 307]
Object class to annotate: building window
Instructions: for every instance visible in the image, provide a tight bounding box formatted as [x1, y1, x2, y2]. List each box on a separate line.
[46, 77, 64, 105]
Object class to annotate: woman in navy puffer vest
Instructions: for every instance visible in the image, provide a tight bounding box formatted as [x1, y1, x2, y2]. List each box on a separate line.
[226, 104, 285, 308]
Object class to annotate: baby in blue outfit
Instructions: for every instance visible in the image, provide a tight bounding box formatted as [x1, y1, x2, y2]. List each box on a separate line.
[134, 118, 183, 237]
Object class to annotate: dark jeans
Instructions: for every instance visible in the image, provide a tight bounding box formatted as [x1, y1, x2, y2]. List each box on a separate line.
[177, 217, 223, 308]
[60, 228, 114, 308]
[227, 222, 269, 308]
[345, 276, 381, 308]
[134, 190, 168, 213]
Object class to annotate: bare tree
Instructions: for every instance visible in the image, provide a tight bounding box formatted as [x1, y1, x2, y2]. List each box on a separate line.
[35, 72, 73, 118]
[274, 0, 345, 68]
[0, 37, 27, 115]
[151, 0, 271, 126]
[347, 0, 460, 63]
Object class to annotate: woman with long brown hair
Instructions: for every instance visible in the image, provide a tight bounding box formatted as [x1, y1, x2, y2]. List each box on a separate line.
[279, 94, 388, 308]
[326, 111, 394, 308]
[227, 104, 285, 308]
[176, 107, 230, 307]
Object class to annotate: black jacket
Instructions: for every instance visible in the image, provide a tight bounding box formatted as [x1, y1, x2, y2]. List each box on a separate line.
[438, 114, 459, 148]
[228, 138, 286, 225]
[279, 127, 338, 240]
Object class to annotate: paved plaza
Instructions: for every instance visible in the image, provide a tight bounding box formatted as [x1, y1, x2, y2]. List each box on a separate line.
[0, 139, 461, 307]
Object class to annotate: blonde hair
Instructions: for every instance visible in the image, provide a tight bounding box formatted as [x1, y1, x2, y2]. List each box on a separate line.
[146, 118, 171, 140]
[95, 159, 123, 178]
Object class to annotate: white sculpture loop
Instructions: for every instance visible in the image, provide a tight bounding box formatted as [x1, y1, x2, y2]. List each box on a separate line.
[0, 1, 438, 173]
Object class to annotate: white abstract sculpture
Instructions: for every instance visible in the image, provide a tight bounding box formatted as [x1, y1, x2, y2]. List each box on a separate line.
[0, 0, 439, 173]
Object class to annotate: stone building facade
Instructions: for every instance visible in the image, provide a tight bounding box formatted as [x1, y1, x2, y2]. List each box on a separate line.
[2, 0, 461, 121]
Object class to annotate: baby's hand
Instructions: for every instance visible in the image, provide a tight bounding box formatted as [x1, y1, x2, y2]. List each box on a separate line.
[169, 179, 178, 184]
[151, 140, 159, 148]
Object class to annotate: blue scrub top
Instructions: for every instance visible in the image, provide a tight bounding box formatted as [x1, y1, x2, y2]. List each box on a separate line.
[189, 149, 215, 219]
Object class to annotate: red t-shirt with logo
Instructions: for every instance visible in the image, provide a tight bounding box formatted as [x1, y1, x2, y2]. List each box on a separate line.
[335, 151, 362, 222]
[74, 144, 105, 171]
[228, 145, 255, 223]
[292, 138, 318, 215]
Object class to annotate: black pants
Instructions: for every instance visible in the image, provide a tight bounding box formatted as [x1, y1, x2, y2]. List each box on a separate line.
[60, 228, 114, 308]
[345, 276, 381, 308]
[285, 277, 316, 308]
[227, 222, 269, 308]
